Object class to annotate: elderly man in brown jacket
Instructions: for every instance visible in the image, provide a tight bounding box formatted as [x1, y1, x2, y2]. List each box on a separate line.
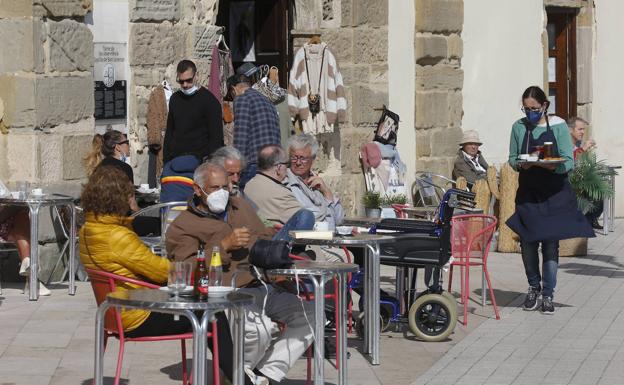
[165, 161, 314, 384]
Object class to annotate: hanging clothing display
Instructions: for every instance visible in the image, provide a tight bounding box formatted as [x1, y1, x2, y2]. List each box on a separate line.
[146, 80, 172, 183]
[288, 42, 346, 134]
[207, 38, 236, 145]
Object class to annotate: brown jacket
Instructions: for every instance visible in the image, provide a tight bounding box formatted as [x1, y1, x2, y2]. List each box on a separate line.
[165, 196, 275, 287]
[146, 86, 168, 178]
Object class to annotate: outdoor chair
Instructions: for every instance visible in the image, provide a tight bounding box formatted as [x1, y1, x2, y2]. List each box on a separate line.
[131, 201, 186, 255]
[447, 214, 500, 325]
[0, 241, 17, 295]
[85, 268, 220, 385]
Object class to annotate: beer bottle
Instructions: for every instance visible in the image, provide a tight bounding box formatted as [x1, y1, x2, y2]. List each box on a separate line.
[209, 246, 223, 287]
[194, 242, 209, 300]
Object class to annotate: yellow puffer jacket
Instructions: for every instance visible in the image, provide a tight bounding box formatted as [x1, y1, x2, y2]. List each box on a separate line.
[79, 213, 170, 332]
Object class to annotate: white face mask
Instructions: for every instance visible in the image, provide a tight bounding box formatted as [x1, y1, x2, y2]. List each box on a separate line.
[203, 188, 229, 214]
[181, 85, 199, 96]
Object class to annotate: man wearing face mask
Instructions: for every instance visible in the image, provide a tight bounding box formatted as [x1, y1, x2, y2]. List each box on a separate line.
[165, 162, 315, 384]
[163, 60, 223, 164]
[209, 145, 245, 197]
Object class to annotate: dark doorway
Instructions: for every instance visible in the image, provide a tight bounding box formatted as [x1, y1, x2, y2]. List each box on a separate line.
[216, 0, 293, 87]
[546, 8, 577, 120]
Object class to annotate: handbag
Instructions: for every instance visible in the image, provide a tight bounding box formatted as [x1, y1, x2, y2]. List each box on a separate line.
[249, 239, 293, 269]
[374, 105, 400, 145]
[252, 65, 286, 104]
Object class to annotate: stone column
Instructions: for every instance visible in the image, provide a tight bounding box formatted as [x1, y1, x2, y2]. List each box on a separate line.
[0, 0, 94, 280]
[414, 0, 464, 178]
[128, 0, 220, 183]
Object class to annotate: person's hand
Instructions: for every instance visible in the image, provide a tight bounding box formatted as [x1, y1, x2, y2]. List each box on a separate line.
[306, 175, 333, 199]
[583, 139, 596, 151]
[129, 196, 140, 212]
[221, 227, 251, 251]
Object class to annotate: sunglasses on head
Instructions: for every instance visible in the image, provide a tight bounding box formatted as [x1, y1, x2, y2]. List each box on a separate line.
[117, 140, 129, 145]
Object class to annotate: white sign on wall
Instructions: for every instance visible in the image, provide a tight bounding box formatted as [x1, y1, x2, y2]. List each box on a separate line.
[94, 42, 126, 82]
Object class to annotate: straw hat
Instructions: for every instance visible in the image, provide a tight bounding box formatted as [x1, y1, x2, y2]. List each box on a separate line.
[459, 130, 482, 145]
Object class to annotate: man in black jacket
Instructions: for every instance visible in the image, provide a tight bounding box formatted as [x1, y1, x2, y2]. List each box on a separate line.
[163, 60, 223, 163]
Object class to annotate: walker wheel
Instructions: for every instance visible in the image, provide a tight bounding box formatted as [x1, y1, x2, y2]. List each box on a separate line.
[408, 293, 457, 342]
[354, 306, 392, 339]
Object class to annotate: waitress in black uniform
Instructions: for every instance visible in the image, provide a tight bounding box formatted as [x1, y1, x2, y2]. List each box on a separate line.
[507, 86, 594, 315]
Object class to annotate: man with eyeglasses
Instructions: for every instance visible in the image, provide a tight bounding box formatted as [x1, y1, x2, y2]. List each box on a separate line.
[244, 145, 315, 236]
[285, 134, 344, 230]
[163, 59, 223, 165]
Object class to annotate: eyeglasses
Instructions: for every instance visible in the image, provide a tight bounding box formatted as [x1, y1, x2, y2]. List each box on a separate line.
[177, 76, 194, 85]
[290, 156, 312, 164]
[277, 161, 291, 168]
[117, 140, 129, 145]
[521, 106, 543, 113]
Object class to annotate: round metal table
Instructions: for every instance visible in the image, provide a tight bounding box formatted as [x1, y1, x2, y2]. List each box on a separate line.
[291, 234, 395, 366]
[94, 289, 253, 385]
[0, 194, 76, 300]
[266, 260, 358, 385]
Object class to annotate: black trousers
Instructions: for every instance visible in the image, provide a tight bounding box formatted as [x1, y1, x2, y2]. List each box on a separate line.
[126, 311, 253, 385]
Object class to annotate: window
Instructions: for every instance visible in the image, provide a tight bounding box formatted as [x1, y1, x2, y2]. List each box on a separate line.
[546, 8, 577, 119]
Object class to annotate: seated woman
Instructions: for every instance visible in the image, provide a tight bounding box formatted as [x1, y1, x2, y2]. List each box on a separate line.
[79, 166, 246, 384]
[0, 208, 51, 296]
[84, 130, 160, 236]
[452, 130, 489, 188]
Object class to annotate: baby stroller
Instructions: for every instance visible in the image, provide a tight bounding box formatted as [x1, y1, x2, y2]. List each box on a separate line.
[352, 188, 476, 342]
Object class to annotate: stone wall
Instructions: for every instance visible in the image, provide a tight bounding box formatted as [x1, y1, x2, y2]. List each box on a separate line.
[293, 0, 389, 215]
[0, 0, 94, 281]
[128, 0, 220, 182]
[414, 0, 464, 178]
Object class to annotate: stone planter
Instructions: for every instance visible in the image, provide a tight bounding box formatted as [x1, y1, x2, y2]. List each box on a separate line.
[559, 237, 588, 257]
[365, 207, 381, 218]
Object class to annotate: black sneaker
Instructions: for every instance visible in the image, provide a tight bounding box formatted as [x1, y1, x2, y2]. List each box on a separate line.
[541, 296, 555, 315]
[591, 219, 604, 230]
[523, 286, 541, 311]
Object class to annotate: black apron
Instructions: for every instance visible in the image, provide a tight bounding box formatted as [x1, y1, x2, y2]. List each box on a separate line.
[506, 123, 594, 242]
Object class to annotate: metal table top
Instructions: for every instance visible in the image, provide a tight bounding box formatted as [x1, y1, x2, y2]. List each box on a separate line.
[342, 216, 382, 227]
[106, 289, 253, 311]
[266, 260, 358, 276]
[291, 233, 395, 247]
[0, 194, 75, 205]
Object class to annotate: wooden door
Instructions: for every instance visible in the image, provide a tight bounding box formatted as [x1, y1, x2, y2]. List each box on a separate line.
[217, 0, 292, 88]
[546, 9, 577, 120]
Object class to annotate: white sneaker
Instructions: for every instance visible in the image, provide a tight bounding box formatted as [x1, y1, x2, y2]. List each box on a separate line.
[19, 257, 30, 276]
[23, 280, 52, 296]
[244, 367, 270, 385]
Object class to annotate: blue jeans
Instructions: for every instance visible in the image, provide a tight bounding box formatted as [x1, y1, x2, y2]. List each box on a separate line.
[239, 163, 257, 192]
[520, 239, 559, 298]
[273, 209, 315, 242]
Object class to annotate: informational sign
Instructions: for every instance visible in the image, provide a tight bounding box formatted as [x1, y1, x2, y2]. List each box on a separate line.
[93, 43, 127, 120]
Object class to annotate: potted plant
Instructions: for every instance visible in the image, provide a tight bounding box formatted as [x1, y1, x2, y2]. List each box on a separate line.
[362, 191, 382, 218]
[380, 194, 408, 217]
[562, 151, 615, 256]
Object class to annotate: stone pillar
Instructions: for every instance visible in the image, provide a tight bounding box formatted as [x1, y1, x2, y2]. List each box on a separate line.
[0, 0, 94, 190]
[413, 0, 464, 178]
[291, 0, 389, 216]
[128, 0, 219, 183]
[0, 0, 94, 281]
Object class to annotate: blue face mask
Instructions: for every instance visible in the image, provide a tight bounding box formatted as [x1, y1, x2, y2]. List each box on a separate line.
[525, 109, 544, 125]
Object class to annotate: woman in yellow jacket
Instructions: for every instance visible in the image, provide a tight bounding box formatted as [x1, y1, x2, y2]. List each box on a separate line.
[79, 165, 247, 384]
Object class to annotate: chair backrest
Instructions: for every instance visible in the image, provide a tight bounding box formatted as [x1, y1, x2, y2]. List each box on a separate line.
[450, 214, 498, 262]
[85, 267, 160, 334]
[412, 172, 456, 208]
[131, 201, 186, 248]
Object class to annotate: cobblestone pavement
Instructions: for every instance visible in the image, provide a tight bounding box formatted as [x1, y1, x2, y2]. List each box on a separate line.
[0, 221, 620, 385]
[413, 221, 624, 385]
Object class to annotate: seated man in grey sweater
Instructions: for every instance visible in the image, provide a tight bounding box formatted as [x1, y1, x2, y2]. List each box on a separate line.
[452, 130, 489, 187]
[284, 134, 344, 230]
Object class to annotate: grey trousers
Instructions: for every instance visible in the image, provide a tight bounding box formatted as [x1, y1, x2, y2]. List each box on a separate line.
[237, 285, 315, 381]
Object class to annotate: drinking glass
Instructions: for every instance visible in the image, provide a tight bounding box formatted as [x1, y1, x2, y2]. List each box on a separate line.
[167, 261, 191, 298]
[16, 181, 29, 199]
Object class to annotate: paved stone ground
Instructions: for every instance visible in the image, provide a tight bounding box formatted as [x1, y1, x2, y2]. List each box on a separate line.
[413, 221, 624, 385]
[0, 221, 620, 385]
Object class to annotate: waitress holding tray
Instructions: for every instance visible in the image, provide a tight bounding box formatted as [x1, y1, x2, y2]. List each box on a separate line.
[507, 86, 594, 315]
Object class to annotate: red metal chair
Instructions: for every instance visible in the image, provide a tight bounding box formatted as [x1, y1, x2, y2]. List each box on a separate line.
[85, 268, 219, 385]
[447, 214, 500, 326]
